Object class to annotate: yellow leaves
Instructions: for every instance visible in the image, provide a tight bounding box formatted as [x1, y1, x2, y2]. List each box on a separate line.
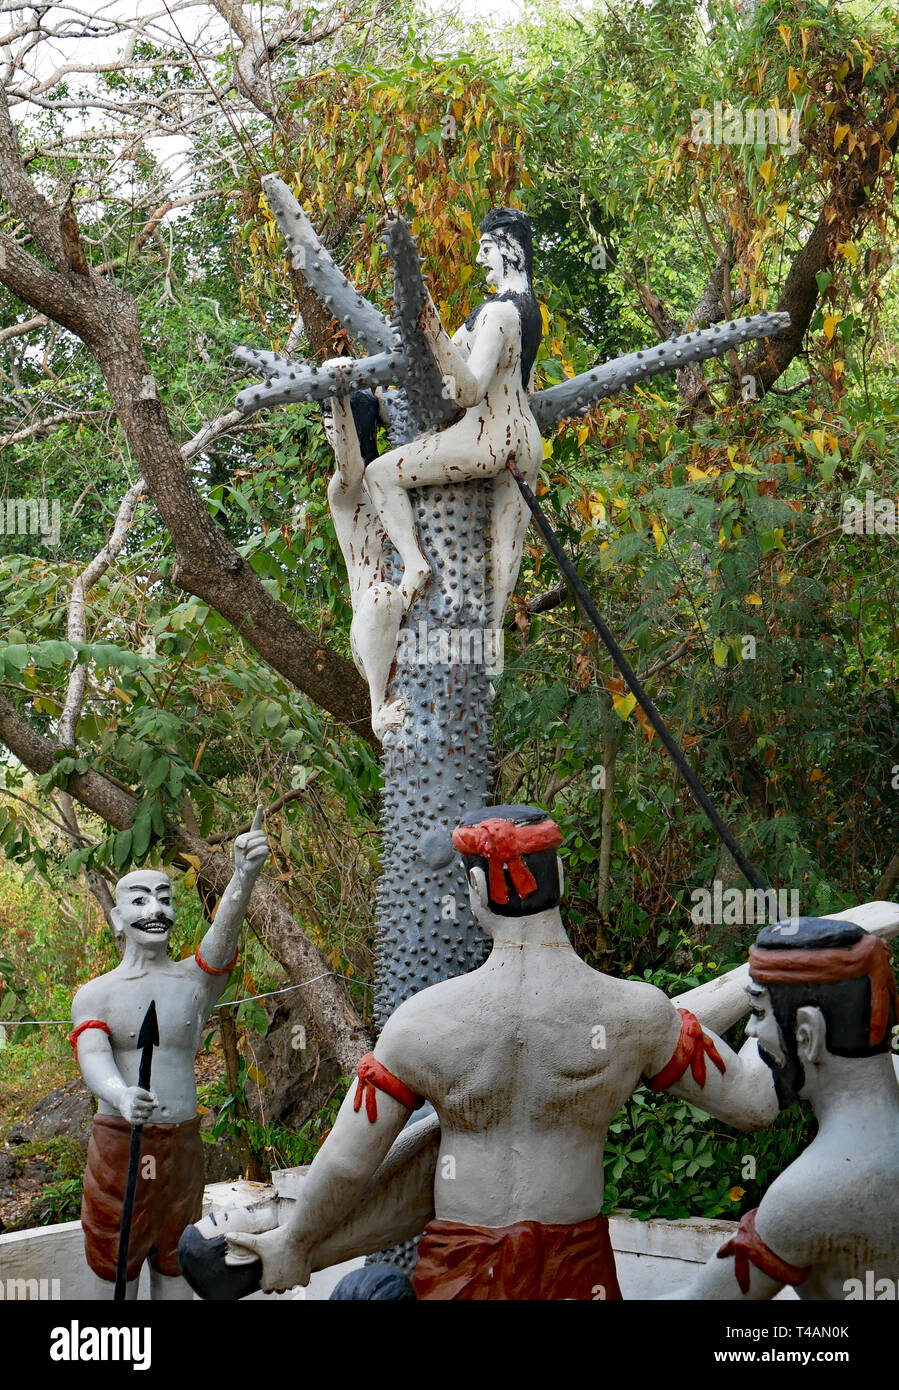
[577, 424, 589, 448]
[612, 691, 637, 721]
[539, 303, 550, 334]
[181, 854, 202, 871]
[833, 123, 851, 151]
[777, 24, 791, 50]
[650, 517, 667, 551]
[729, 1187, 746, 1203]
[458, 263, 473, 286]
[787, 66, 801, 94]
[458, 207, 474, 234]
[112, 686, 133, 706]
[809, 765, 824, 784]
[837, 240, 858, 264]
[745, 593, 763, 606]
[247, 1064, 265, 1086]
[777, 570, 794, 588]
[452, 100, 463, 121]
[758, 157, 774, 189]
[822, 312, 842, 341]
[542, 437, 553, 459]
[836, 59, 850, 82]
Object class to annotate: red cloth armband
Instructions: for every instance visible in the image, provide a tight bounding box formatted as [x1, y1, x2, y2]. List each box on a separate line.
[353, 1052, 424, 1123]
[194, 946, 239, 976]
[69, 1020, 111, 1058]
[717, 1207, 811, 1294]
[645, 1008, 726, 1090]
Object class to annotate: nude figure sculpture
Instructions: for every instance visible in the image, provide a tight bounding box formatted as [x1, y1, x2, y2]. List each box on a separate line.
[221, 805, 779, 1299]
[70, 809, 269, 1299]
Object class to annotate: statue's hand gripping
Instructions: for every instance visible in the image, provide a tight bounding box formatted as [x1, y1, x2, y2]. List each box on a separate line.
[225, 1223, 312, 1294]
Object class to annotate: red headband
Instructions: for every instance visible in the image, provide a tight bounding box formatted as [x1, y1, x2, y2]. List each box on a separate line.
[749, 934, 898, 1046]
[451, 816, 562, 904]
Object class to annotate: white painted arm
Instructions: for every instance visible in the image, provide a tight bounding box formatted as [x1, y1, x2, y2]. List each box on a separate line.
[674, 900, 899, 1035]
[193, 811, 268, 974]
[225, 1075, 412, 1290]
[72, 1025, 155, 1124]
[420, 294, 511, 407]
[666, 1034, 781, 1130]
[660, 1248, 784, 1300]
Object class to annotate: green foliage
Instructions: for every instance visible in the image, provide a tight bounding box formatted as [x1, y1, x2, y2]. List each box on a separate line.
[1, 0, 898, 1225]
[200, 1074, 351, 1172]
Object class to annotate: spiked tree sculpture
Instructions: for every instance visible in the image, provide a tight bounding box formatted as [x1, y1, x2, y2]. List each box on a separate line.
[236, 176, 789, 1035]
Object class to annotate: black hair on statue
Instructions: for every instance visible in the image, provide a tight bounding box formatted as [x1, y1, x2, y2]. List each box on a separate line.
[455, 804, 561, 918]
[464, 209, 542, 389]
[754, 918, 895, 1068]
[320, 390, 380, 466]
[479, 208, 535, 281]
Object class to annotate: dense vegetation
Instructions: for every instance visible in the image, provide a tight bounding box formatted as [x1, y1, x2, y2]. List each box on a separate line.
[0, 0, 897, 1223]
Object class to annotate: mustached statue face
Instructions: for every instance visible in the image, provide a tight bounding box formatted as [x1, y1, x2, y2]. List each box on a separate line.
[746, 980, 804, 1107]
[476, 233, 505, 289]
[113, 871, 175, 948]
[322, 411, 337, 453]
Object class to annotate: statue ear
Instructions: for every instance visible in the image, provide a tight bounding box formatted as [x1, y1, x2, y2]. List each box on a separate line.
[467, 866, 489, 914]
[794, 1005, 826, 1065]
[110, 905, 123, 936]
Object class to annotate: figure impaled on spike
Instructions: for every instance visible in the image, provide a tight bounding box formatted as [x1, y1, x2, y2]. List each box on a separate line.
[321, 390, 407, 739]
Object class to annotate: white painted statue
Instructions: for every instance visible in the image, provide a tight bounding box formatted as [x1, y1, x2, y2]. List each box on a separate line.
[665, 916, 899, 1300]
[220, 806, 780, 1299]
[70, 810, 269, 1299]
[319, 210, 544, 735]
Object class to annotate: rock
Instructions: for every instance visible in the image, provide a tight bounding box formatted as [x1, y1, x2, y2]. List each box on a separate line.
[244, 996, 343, 1138]
[199, 1110, 243, 1184]
[7, 1078, 95, 1152]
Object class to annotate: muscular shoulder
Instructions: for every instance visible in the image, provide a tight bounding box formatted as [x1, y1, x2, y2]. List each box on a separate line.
[617, 979, 683, 1076]
[71, 973, 115, 1023]
[374, 975, 469, 1078]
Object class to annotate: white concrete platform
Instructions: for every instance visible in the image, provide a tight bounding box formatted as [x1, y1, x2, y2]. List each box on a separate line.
[0, 1178, 788, 1299]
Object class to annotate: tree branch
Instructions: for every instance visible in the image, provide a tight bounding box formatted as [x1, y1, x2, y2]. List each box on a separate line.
[0, 691, 371, 1071]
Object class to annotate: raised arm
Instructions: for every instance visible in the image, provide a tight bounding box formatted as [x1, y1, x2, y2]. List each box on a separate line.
[192, 808, 269, 977]
[420, 294, 514, 408]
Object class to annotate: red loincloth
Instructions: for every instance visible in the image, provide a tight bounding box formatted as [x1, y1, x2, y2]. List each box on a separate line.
[412, 1213, 623, 1300]
[81, 1113, 205, 1283]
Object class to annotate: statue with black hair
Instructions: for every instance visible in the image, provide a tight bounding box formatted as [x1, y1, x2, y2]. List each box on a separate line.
[222, 806, 781, 1299]
[362, 208, 544, 626]
[667, 916, 899, 1300]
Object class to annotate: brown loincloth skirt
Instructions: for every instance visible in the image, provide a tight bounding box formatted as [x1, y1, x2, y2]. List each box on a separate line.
[81, 1113, 205, 1283]
[413, 1212, 623, 1300]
